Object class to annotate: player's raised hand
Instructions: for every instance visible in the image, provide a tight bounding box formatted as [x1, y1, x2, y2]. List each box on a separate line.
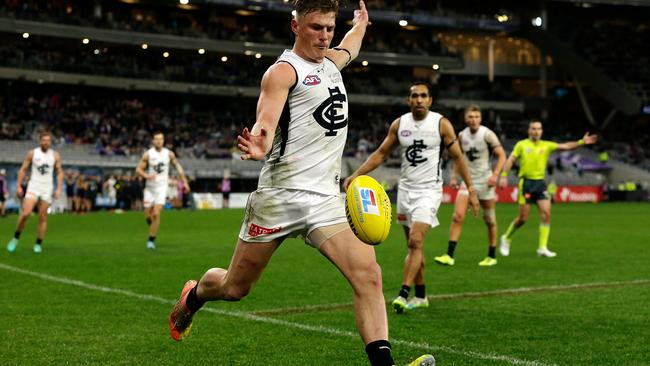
[238, 127, 268, 161]
[353, 0, 370, 27]
[583, 132, 598, 145]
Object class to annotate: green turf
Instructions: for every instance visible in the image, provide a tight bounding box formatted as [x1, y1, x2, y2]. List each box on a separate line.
[1, 203, 649, 365]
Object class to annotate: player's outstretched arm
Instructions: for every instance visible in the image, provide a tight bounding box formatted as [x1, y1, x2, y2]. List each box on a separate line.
[15, 150, 33, 198]
[238, 62, 295, 161]
[54, 152, 64, 199]
[441, 118, 479, 216]
[135, 152, 151, 181]
[344, 118, 400, 191]
[556, 132, 598, 151]
[326, 0, 370, 70]
[169, 151, 190, 193]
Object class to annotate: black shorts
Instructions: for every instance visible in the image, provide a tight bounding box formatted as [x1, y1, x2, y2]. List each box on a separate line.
[0, 193, 5, 202]
[518, 179, 550, 204]
[222, 192, 230, 200]
[76, 189, 86, 199]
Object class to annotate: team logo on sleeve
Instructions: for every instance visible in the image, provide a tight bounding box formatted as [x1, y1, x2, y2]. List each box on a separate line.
[313, 86, 348, 136]
[405, 139, 428, 166]
[303, 75, 321, 86]
[359, 187, 380, 216]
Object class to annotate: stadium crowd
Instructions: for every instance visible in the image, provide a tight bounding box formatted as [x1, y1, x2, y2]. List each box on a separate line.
[0, 0, 456, 56]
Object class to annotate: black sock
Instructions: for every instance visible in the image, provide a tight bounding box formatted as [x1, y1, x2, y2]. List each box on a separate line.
[447, 241, 457, 257]
[365, 340, 395, 366]
[148, 236, 156, 243]
[186, 285, 205, 313]
[488, 246, 496, 258]
[398, 285, 410, 299]
[14, 231, 21, 240]
[415, 284, 426, 298]
[35, 238, 43, 246]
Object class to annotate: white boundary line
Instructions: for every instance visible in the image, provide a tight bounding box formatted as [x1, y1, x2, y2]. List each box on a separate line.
[0, 262, 556, 366]
[250, 278, 650, 316]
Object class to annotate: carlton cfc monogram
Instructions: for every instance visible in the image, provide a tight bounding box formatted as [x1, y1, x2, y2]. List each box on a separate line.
[313, 86, 348, 136]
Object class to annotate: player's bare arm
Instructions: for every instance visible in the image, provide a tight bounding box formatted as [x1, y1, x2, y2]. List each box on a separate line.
[238, 62, 295, 161]
[15, 150, 33, 198]
[449, 131, 463, 188]
[135, 152, 152, 181]
[344, 118, 400, 191]
[441, 118, 479, 215]
[556, 132, 598, 151]
[325, 0, 369, 69]
[54, 152, 64, 199]
[170, 151, 190, 193]
[488, 145, 507, 187]
[498, 153, 518, 187]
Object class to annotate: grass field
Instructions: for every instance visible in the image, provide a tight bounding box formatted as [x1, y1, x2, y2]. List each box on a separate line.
[1, 202, 649, 365]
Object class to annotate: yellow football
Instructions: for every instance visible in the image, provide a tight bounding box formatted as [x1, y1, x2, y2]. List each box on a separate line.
[345, 175, 392, 245]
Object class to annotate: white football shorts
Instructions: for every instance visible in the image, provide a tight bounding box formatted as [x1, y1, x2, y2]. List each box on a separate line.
[25, 182, 53, 204]
[144, 185, 167, 208]
[458, 177, 496, 201]
[396, 188, 442, 228]
[239, 187, 347, 248]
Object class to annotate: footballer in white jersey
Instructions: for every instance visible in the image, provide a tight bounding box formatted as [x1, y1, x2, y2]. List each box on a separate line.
[434, 105, 506, 267]
[6, 131, 63, 254]
[136, 132, 190, 250]
[167, 3, 435, 365]
[345, 82, 479, 314]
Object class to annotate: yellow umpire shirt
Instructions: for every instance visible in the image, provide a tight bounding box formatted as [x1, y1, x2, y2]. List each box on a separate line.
[511, 139, 558, 180]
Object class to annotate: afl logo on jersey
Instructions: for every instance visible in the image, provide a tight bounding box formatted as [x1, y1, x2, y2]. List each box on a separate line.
[303, 75, 321, 86]
[400, 130, 412, 137]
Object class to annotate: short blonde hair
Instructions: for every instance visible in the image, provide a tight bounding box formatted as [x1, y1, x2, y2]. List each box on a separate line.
[464, 104, 481, 115]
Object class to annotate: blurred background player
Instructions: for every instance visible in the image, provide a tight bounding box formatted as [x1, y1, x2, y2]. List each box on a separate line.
[435, 105, 506, 267]
[136, 132, 190, 250]
[0, 168, 7, 217]
[219, 171, 231, 209]
[167, 2, 433, 365]
[345, 82, 479, 313]
[6, 132, 63, 253]
[499, 121, 598, 257]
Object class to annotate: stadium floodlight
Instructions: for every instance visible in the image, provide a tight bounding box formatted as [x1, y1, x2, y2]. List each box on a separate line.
[255, 53, 262, 59]
[221, 56, 228, 62]
[496, 14, 509, 23]
[82, 38, 90, 44]
[291, 10, 297, 17]
[432, 64, 440, 70]
[22, 32, 29, 38]
[163, 51, 170, 58]
[94, 49, 100, 55]
[141, 43, 148, 50]
[532, 17, 543, 27]
[399, 19, 408, 27]
[361, 60, 369, 66]
[198, 48, 206, 54]
[179, 0, 189, 4]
